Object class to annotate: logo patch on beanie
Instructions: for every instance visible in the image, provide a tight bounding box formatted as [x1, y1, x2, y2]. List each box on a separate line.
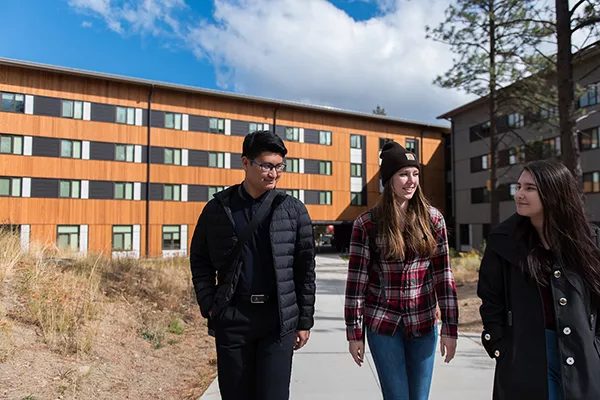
[405, 153, 416, 161]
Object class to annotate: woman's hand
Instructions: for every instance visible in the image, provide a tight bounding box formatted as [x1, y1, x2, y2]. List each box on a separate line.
[349, 340, 365, 366]
[440, 336, 457, 363]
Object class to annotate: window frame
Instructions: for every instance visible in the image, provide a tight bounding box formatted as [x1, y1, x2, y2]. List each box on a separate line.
[208, 186, 225, 198]
[286, 189, 300, 199]
[209, 118, 225, 134]
[249, 122, 265, 134]
[116, 106, 136, 125]
[286, 158, 300, 173]
[59, 180, 81, 199]
[319, 130, 332, 146]
[164, 184, 181, 201]
[164, 148, 182, 165]
[61, 100, 83, 120]
[208, 152, 225, 168]
[57, 225, 80, 251]
[0, 177, 21, 197]
[0, 134, 23, 155]
[350, 192, 364, 206]
[162, 225, 181, 251]
[112, 225, 133, 251]
[319, 191, 332, 205]
[319, 161, 332, 175]
[115, 144, 135, 162]
[114, 182, 134, 200]
[1, 92, 25, 113]
[60, 139, 82, 159]
[165, 112, 183, 130]
[350, 134, 362, 149]
[350, 163, 362, 177]
[285, 127, 301, 142]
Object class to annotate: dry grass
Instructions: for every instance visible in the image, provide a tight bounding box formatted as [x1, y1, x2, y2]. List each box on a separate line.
[0, 229, 197, 356]
[451, 249, 482, 284]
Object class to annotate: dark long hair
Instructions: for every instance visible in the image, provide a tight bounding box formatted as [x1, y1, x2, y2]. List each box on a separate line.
[373, 178, 436, 260]
[519, 160, 600, 300]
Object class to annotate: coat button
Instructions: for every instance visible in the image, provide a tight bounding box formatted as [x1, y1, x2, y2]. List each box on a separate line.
[485, 333, 491, 341]
[554, 270, 562, 278]
[494, 350, 500, 357]
[566, 357, 575, 365]
[559, 298, 568, 306]
[563, 327, 571, 335]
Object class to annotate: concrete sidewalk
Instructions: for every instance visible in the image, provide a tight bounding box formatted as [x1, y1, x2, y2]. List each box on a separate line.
[201, 255, 494, 399]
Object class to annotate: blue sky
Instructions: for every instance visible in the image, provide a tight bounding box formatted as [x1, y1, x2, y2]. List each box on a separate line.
[0, 0, 467, 124]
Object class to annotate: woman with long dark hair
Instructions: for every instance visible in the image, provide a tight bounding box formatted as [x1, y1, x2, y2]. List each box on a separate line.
[344, 141, 459, 400]
[478, 160, 600, 400]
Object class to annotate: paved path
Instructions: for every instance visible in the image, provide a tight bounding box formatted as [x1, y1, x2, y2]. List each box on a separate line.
[201, 254, 494, 399]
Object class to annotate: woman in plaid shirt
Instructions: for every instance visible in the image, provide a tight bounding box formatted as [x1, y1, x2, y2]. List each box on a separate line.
[344, 141, 459, 400]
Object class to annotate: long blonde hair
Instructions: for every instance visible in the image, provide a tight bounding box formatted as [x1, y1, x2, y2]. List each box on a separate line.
[373, 178, 437, 260]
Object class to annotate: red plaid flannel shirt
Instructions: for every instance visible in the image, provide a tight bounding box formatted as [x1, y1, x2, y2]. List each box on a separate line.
[344, 207, 458, 341]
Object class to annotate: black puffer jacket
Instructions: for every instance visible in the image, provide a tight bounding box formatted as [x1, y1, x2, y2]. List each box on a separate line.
[190, 185, 316, 336]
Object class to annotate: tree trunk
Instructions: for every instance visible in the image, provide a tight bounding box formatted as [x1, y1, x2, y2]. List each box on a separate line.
[556, 0, 582, 181]
[489, 0, 500, 227]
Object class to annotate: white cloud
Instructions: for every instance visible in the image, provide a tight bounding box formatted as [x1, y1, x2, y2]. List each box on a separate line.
[81, 21, 93, 28]
[68, 0, 473, 123]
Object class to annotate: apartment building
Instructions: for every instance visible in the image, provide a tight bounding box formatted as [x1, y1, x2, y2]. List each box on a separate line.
[439, 43, 600, 252]
[0, 58, 450, 258]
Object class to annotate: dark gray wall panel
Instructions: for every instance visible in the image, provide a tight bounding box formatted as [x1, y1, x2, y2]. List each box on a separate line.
[30, 178, 59, 198]
[189, 115, 209, 132]
[140, 183, 147, 201]
[304, 159, 320, 175]
[90, 142, 115, 161]
[141, 146, 148, 164]
[33, 96, 61, 117]
[88, 181, 114, 199]
[188, 185, 208, 202]
[150, 110, 165, 128]
[189, 150, 209, 167]
[304, 190, 319, 205]
[32, 137, 60, 157]
[361, 135, 367, 188]
[150, 147, 164, 164]
[304, 129, 319, 144]
[275, 126, 285, 140]
[149, 183, 163, 201]
[142, 109, 149, 126]
[230, 153, 243, 170]
[91, 103, 116, 123]
[231, 120, 249, 136]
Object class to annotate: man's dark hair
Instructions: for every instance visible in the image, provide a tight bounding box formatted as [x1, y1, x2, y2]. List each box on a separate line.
[242, 130, 288, 159]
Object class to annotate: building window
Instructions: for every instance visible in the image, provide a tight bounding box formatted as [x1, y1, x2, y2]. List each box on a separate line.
[319, 191, 332, 205]
[578, 83, 599, 108]
[59, 180, 81, 198]
[350, 192, 364, 206]
[1, 92, 25, 113]
[116, 144, 135, 162]
[60, 140, 82, 159]
[0, 177, 21, 197]
[286, 158, 300, 173]
[351, 163, 362, 177]
[165, 112, 182, 130]
[508, 113, 525, 128]
[540, 104, 558, 120]
[379, 138, 393, 150]
[406, 138, 418, 155]
[164, 148, 182, 165]
[471, 187, 490, 204]
[0, 134, 23, 155]
[509, 148, 518, 165]
[481, 154, 490, 170]
[209, 152, 225, 168]
[249, 122, 266, 133]
[350, 135, 361, 149]
[116, 106, 135, 125]
[510, 183, 518, 197]
[285, 127, 300, 142]
[115, 182, 133, 200]
[319, 131, 332, 146]
[208, 186, 225, 198]
[543, 137, 562, 156]
[584, 172, 600, 193]
[162, 225, 181, 250]
[209, 118, 225, 134]
[164, 184, 181, 201]
[57, 226, 80, 251]
[286, 189, 300, 199]
[580, 128, 599, 151]
[319, 161, 332, 175]
[112, 225, 133, 251]
[62, 100, 83, 119]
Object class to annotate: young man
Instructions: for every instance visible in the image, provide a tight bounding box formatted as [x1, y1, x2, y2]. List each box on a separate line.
[190, 130, 316, 400]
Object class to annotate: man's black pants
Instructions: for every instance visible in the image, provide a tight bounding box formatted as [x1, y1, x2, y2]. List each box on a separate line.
[214, 300, 295, 400]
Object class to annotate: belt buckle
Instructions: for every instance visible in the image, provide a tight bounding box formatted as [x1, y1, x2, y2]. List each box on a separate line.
[250, 294, 266, 304]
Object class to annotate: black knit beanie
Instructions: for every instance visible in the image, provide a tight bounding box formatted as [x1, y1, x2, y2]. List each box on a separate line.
[380, 141, 420, 186]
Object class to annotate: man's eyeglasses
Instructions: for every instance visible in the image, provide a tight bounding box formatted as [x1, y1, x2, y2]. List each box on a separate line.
[250, 159, 287, 173]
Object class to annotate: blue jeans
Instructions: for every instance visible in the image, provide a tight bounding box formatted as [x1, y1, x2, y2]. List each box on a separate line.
[546, 329, 564, 400]
[366, 324, 437, 400]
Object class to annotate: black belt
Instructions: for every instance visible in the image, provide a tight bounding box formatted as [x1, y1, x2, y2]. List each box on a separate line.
[236, 294, 272, 304]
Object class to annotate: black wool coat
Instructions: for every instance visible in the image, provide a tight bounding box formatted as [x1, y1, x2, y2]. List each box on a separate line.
[478, 213, 600, 400]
